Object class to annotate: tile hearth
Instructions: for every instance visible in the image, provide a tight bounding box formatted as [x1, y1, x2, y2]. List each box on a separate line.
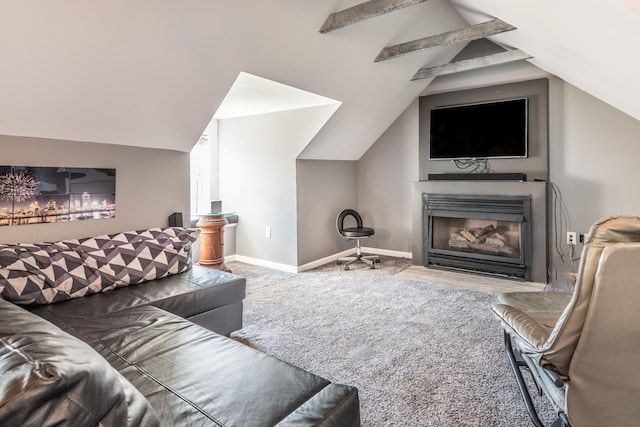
[396, 265, 546, 294]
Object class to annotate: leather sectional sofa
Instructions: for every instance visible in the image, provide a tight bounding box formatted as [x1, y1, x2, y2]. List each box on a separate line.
[0, 228, 360, 426]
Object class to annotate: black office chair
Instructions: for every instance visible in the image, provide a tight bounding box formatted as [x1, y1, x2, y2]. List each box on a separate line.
[336, 209, 380, 270]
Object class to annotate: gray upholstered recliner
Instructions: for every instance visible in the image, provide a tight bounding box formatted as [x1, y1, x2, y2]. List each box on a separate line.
[492, 215, 640, 427]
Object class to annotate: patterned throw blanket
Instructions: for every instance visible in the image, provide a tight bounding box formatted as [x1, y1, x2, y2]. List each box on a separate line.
[0, 227, 199, 305]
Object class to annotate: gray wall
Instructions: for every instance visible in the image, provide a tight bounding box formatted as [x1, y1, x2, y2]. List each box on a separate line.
[296, 159, 357, 265]
[359, 75, 640, 287]
[0, 135, 190, 244]
[418, 78, 549, 181]
[548, 78, 640, 284]
[357, 100, 419, 253]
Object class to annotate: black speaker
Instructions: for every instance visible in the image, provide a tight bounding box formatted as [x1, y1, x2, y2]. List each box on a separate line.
[427, 173, 526, 181]
[168, 212, 183, 227]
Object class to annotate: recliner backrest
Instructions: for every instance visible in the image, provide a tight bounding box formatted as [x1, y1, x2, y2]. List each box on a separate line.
[538, 216, 640, 375]
[566, 242, 640, 425]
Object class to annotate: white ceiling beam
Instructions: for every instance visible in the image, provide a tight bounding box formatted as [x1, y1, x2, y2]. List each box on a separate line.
[411, 49, 531, 80]
[375, 19, 515, 62]
[319, 0, 428, 34]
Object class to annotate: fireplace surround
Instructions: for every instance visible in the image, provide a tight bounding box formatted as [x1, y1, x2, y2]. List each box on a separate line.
[413, 79, 549, 283]
[411, 180, 548, 284]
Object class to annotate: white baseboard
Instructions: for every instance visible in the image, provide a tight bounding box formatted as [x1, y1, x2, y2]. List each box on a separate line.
[232, 255, 299, 273]
[227, 248, 412, 273]
[297, 248, 411, 271]
[296, 249, 355, 272]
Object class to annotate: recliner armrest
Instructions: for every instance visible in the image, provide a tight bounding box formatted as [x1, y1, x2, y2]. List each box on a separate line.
[492, 303, 550, 350]
[497, 291, 570, 329]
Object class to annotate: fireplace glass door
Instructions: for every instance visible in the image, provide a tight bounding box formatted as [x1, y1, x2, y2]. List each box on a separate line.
[431, 216, 522, 260]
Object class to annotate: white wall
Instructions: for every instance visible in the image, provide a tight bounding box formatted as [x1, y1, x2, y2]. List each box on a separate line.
[218, 104, 338, 267]
[190, 137, 211, 215]
[0, 135, 190, 244]
[206, 120, 220, 202]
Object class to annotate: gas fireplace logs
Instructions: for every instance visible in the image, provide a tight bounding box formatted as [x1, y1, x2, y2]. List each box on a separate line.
[449, 224, 515, 256]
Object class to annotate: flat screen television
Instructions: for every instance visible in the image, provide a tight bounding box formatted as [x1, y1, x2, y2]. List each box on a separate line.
[429, 98, 528, 160]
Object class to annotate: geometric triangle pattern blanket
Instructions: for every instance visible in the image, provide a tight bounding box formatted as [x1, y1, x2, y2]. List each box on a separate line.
[0, 227, 200, 305]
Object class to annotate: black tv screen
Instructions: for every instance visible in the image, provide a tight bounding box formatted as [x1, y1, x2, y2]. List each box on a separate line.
[429, 98, 528, 160]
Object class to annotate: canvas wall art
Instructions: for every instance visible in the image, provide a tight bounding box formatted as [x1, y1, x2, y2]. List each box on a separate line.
[0, 166, 116, 226]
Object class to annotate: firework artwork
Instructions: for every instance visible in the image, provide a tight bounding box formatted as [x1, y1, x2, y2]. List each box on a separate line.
[0, 166, 116, 226]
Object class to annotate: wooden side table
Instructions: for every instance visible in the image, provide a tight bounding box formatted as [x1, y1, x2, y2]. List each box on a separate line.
[196, 213, 231, 272]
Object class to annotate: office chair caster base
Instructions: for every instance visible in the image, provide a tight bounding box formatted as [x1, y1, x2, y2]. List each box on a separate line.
[337, 254, 379, 270]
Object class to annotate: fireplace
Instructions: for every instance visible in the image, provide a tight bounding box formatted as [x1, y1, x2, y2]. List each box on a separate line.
[424, 194, 532, 280]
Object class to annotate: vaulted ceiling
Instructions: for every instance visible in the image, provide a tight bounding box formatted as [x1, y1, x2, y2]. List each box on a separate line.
[1, 0, 639, 159]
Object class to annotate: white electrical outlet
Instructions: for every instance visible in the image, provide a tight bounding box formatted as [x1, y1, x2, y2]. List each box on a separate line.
[265, 226, 271, 239]
[567, 231, 577, 245]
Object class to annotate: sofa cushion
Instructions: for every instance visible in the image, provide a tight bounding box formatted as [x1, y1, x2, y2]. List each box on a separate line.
[0, 248, 51, 303]
[28, 265, 247, 336]
[55, 304, 360, 427]
[0, 298, 161, 427]
[0, 227, 199, 305]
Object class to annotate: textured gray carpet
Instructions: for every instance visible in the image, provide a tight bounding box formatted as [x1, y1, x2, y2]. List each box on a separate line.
[229, 257, 556, 426]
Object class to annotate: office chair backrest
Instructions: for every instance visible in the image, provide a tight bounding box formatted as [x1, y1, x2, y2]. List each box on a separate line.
[540, 216, 640, 375]
[336, 209, 363, 236]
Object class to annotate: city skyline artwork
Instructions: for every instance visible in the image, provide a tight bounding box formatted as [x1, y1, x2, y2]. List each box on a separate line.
[0, 166, 116, 226]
